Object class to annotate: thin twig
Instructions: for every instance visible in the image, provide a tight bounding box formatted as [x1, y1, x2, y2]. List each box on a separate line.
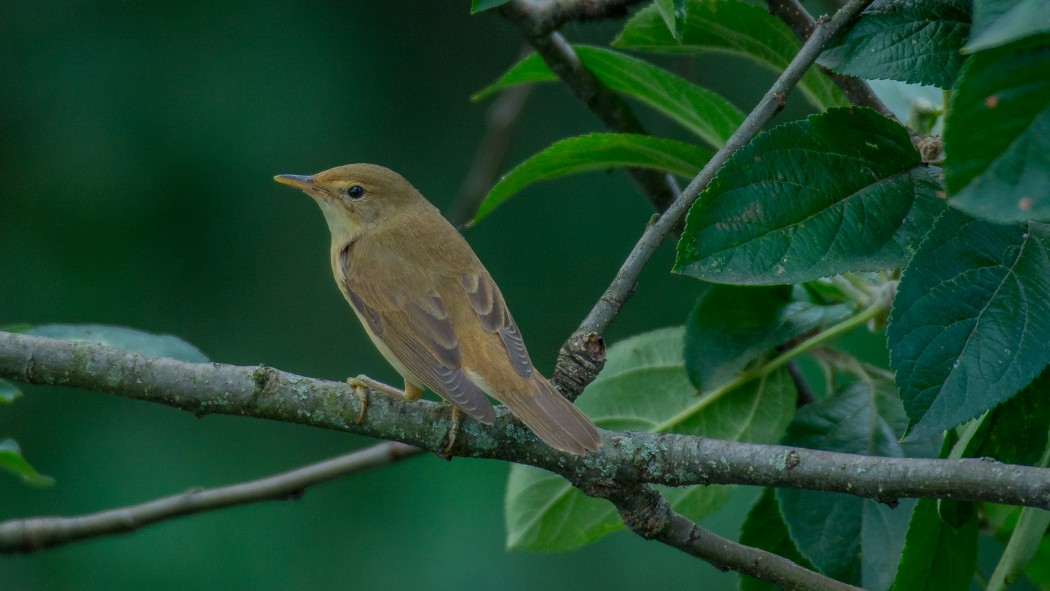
[449, 47, 534, 226]
[0, 442, 420, 553]
[554, 0, 882, 398]
[500, 4, 682, 213]
[766, 0, 897, 121]
[610, 485, 863, 591]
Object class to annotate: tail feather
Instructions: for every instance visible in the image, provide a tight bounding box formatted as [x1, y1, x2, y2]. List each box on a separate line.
[508, 376, 602, 455]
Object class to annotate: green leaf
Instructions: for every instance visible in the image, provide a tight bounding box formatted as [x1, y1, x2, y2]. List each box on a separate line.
[739, 488, 815, 591]
[0, 380, 22, 404]
[654, 0, 689, 41]
[613, 0, 846, 111]
[818, 0, 971, 88]
[888, 209, 1050, 437]
[966, 369, 1050, 466]
[470, 0, 509, 14]
[944, 40, 1050, 222]
[776, 379, 937, 588]
[25, 324, 209, 362]
[473, 133, 711, 223]
[475, 46, 744, 147]
[675, 107, 946, 285]
[472, 55, 556, 101]
[890, 498, 978, 591]
[505, 327, 796, 551]
[965, 0, 1050, 52]
[684, 284, 851, 391]
[0, 438, 54, 487]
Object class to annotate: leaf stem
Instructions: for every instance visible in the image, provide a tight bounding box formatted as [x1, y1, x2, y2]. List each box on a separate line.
[658, 282, 893, 431]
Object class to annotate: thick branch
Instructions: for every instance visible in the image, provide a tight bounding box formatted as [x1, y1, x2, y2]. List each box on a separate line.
[4, 332, 1050, 512]
[0, 442, 420, 553]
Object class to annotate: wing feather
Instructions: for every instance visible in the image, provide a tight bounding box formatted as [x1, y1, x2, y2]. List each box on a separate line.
[343, 259, 496, 424]
[461, 272, 533, 378]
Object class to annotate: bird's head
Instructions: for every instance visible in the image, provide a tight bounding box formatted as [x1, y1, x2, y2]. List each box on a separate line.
[274, 163, 425, 245]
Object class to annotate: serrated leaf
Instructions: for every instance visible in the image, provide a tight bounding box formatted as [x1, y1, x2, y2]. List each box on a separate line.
[613, 0, 846, 111]
[890, 498, 978, 591]
[505, 327, 796, 551]
[675, 107, 947, 285]
[739, 488, 815, 591]
[25, 324, 208, 362]
[470, 0, 509, 14]
[0, 380, 22, 404]
[0, 438, 54, 487]
[684, 284, 852, 391]
[776, 379, 937, 588]
[944, 40, 1050, 222]
[473, 133, 711, 223]
[965, 0, 1050, 52]
[889, 209, 1050, 437]
[818, 0, 971, 88]
[475, 46, 744, 147]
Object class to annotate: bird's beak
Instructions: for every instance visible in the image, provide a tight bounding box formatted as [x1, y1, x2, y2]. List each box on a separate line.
[273, 174, 316, 191]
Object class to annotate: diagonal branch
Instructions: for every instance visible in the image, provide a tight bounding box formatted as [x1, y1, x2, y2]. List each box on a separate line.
[501, 3, 682, 214]
[0, 442, 421, 553]
[552, 0, 881, 398]
[449, 46, 535, 226]
[765, 0, 896, 121]
[609, 485, 862, 591]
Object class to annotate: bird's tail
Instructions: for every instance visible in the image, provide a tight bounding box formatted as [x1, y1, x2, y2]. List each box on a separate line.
[508, 375, 602, 455]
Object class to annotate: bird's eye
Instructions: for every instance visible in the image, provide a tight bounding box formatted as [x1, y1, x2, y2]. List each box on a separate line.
[346, 185, 365, 200]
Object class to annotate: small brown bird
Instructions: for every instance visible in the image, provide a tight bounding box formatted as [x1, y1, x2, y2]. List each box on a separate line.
[274, 163, 601, 455]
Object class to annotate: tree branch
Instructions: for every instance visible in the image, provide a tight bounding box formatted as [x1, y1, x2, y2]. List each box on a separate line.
[498, 0, 647, 38]
[0, 442, 420, 553]
[4, 332, 1050, 512]
[553, 0, 881, 398]
[501, 2, 682, 214]
[609, 485, 862, 591]
[449, 49, 534, 226]
[765, 0, 896, 121]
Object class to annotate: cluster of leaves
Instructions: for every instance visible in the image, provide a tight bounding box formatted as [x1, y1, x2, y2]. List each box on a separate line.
[472, 0, 1050, 589]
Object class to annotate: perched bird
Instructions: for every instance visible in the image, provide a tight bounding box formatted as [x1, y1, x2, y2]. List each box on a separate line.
[274, 163, 602, 455]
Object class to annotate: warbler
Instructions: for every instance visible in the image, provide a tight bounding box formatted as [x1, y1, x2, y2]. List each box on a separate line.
[274, 164, 601, 455]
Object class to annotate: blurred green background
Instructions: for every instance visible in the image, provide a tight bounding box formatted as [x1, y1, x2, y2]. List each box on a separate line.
[1, 2, 829, 589]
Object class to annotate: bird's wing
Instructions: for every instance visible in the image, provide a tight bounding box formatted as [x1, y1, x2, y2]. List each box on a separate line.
[459, 271, 533, 378]
[342, 252, 496, 424]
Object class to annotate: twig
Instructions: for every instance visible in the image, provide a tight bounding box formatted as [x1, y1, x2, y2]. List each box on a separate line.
[0, 442, 420, 553]
[553, 0, 882, 397]
[765, 0, 897, 121]
[610, 485, 862, 591]
[4, 333, 1050, 512]
[449, 48, 534, 226]
[501, 7, 682, 213]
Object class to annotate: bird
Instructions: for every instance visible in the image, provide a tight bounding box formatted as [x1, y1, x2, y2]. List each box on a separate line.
[274, 163, 602, 455]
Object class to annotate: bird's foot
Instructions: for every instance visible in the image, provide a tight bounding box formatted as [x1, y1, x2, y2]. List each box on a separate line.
[442, 406, 463, 455]
[345, 376, 381, 424]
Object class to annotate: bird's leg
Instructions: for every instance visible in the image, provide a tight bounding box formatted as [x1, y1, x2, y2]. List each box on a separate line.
[443, 406, 463, 454]
[345, 375, 420, 424]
